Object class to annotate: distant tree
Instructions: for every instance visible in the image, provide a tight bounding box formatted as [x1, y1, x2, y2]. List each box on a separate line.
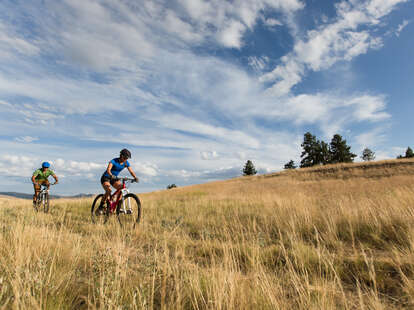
[397, 154, 404, 159]
[317, 140, 331, 165]
[300, 132, 332, 167]
[405, 147, 414, 158]
[300, 132, 320, 167]
[361, 148, 375, 161]
[329, 134, 356, 163]
[167, 184, 177, 189]
[243, 160, 257, 176]
[284, 160, 297, 169]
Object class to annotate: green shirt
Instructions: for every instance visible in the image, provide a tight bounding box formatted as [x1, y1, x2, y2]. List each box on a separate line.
[33, 168, 55, 181]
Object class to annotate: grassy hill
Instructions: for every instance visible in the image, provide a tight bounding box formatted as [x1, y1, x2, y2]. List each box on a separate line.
[1, 158, 414, 309]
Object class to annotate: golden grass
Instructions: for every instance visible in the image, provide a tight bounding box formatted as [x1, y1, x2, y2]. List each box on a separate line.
[1, 159, 414, 309]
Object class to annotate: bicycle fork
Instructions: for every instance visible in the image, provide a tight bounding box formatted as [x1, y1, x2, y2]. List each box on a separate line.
[120, 189, 132, 213]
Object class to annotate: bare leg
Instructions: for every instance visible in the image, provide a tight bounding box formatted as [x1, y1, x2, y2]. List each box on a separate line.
[112, 180, 122, 191]
[102, 181, 112, 205]
[33, 183, 40, 204]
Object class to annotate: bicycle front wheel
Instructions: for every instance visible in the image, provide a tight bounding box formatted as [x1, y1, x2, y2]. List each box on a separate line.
[43, 192, 49, 213]
[91, 194, 109, 224]
[116, 193, 141, 229]
[34, 195, 41, 212]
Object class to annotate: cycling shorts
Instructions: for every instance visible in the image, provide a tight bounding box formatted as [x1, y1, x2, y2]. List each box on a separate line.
[100, 174, 117, 186]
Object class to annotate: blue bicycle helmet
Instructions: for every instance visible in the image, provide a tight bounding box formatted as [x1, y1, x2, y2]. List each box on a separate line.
[42, 162, 50, 168]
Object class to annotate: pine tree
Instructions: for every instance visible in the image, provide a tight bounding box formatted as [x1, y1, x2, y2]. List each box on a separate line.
[300, 132, 319, 167]
[316, 140, 331, 165]
[405, 147, 414, 158]
[284, 160, 297, 169]
[329, 134, 356, 163]
[243, 160, 257, 176]
[300, 132, 332, 167]
[361, 148, 375, 161]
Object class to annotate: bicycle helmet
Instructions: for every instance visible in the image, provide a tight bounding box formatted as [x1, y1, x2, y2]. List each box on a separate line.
[42, 162, 50, 168]
[120, 148, 131, 158]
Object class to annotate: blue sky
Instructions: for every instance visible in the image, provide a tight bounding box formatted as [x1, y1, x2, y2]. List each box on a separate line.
[0, 0, 412, 195]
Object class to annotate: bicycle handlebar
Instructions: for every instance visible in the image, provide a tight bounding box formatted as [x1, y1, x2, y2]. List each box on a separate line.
[37, 183, 57, 188]
[113, 177, 139, 184]
[114, 177, 138, 183]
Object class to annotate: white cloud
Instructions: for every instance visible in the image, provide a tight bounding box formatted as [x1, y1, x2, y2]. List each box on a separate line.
[0, 155, 105, 179]
[0, 155, 38, 177]
[264, 18, 283, 27]
[248, 56, 269, 71]
[355, 127, 388, 149]
[250, 93, 389, 137]
[201, 151, 219, 160]
[346, 95, 390, 122]
[166, 166, 241, 181]
[262, 0, 407, 96]
[162, 0, 304, 48]
[235, 151, 247, 160]
[134, 162, 159, 177]
[14, 136, 39, 143]
[217, 20, 246, 48]
[395, 19, 410, 36]
[0, 21, 40, 57]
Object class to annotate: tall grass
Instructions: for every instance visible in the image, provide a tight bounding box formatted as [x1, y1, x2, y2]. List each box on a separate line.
[1, 159, 414, 309]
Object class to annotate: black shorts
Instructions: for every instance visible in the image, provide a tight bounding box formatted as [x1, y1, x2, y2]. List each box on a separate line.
[100, 174, 116, 186]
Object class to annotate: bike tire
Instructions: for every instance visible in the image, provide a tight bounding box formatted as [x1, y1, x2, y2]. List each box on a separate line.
[43, 192, 50, 213]
[34, 198, 40, 212]
[34, 193, 42, 212]
[116, 193, 141, 229]
[91, 194, 109, 224]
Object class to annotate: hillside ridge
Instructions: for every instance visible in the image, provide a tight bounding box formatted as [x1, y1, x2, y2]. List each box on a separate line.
[263, 158, 414, 180]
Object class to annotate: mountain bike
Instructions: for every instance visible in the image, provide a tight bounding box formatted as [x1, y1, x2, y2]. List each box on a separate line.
[34, 183, 56, 213]
[91, 177, 141, 228]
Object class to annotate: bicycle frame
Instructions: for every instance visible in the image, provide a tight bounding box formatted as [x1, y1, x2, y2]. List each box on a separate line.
[38, 183, 56, 196]
[34, 183, 56, 212]
[107, 178, 132, 213]
[37, 185, 48, 203]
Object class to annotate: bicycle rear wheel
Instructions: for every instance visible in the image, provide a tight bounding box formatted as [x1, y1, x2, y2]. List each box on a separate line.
[91, 194, 109, 224]
[116, 193, 141, 229]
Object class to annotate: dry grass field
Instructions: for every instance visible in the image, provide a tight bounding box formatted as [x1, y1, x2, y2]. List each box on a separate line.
[1, 158, 414, 309]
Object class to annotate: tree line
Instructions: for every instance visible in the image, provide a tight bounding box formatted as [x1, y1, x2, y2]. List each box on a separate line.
[242, 132, 414, 175]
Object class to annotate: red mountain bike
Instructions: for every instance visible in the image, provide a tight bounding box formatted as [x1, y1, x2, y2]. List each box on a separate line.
[91, 177, 141, 228]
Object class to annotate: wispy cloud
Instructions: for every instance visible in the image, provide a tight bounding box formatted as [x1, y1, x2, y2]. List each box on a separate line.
[396, 19, 410, 36]
[0, 21, 40, 57]
[261, 0, 407, 96]
[14, 136, 39, 143]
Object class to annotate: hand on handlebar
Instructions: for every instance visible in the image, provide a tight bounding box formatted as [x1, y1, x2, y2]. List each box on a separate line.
[134, 177, 139, 183]
[110, 175, 118, 180]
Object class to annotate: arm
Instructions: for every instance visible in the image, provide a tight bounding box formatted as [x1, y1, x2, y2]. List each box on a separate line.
[106, 162, 114, 177]
[31, 175, 37, 184]
[127, 166, 139, 182]
[52, 174, 59, 184]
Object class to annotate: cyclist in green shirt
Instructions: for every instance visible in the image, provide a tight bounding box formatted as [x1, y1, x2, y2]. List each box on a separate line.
[31, 162, 59, 205]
